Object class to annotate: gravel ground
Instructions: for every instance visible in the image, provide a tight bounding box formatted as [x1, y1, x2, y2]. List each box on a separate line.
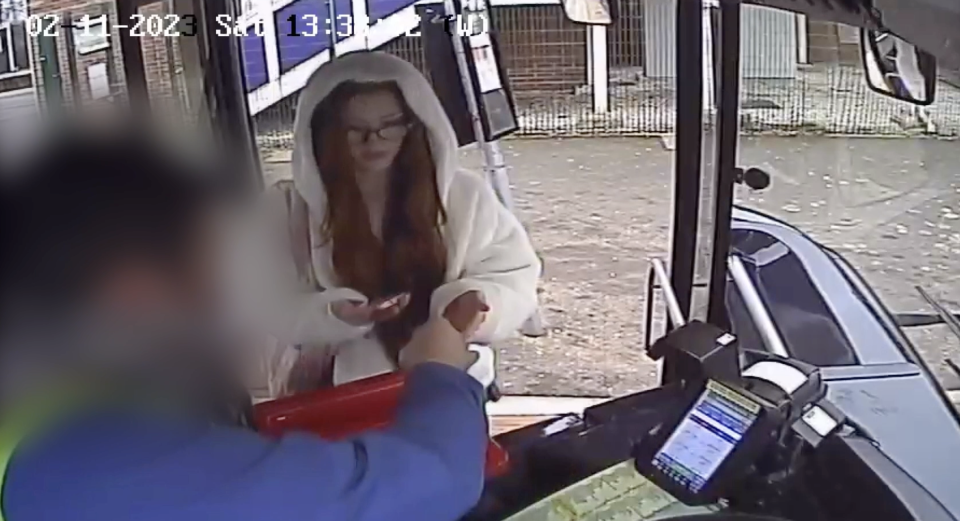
[262, 135, 960, 397]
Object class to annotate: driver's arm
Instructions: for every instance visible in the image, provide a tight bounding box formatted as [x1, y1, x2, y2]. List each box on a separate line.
[3, 363, 488, 521]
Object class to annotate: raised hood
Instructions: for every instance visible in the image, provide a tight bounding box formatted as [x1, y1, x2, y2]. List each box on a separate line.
[290, 51, 461, 224]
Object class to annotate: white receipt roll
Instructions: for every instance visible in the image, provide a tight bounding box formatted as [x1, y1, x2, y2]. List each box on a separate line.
[743, 360, 807, 395]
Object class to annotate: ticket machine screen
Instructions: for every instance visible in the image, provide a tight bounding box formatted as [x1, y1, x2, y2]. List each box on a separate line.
[651, 380, 762, 493]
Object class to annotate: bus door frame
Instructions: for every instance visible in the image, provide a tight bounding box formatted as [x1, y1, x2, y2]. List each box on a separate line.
[662, 0, 741, 384]
[116, 0, 261, 191]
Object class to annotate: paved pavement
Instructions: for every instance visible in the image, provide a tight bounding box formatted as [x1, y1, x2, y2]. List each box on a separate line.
[499, 135, 960, 396]
[266, 135, 960, 396]
[0, 88, 40, 164]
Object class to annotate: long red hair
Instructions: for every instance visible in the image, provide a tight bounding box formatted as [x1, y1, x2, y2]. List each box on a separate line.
[310, 81, 448, 361]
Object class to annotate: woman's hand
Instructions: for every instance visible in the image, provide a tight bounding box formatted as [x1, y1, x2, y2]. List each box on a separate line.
[399, 317, 478, 371]
[443, 290, 489, 339]
[331, 293, 410, 326]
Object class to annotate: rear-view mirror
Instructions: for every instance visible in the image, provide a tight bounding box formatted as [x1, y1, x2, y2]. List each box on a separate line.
[561, 0, 613, 25]
[860, 29, 937, 106]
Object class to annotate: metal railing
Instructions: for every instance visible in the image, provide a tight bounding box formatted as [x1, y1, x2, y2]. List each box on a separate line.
[251, 5, 960, 149]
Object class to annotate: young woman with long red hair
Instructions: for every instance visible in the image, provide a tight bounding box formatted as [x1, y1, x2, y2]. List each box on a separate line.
[238, 51, 540, 389]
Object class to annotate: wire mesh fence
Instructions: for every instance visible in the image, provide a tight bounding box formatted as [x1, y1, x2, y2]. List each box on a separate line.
[252, 4, 960, 150]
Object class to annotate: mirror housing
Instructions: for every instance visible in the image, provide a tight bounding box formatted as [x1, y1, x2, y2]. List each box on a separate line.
[560, 0, 614, 25]
[860, 29, 937, 106]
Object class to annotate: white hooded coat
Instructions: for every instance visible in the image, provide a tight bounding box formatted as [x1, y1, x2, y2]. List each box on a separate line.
[234, 51, 541, 385]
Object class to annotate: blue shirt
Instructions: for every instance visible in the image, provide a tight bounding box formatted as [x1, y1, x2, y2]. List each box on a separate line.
[4, 363, 488, 521]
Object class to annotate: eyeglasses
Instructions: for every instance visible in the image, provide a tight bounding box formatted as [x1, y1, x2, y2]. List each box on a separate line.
[346, 121, 412, 143]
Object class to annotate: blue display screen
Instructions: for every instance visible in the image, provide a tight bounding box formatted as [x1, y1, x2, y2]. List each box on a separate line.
[652, 380, 761, 493]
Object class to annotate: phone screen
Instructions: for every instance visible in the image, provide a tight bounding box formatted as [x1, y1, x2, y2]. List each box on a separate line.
[374, 294, 405, 309]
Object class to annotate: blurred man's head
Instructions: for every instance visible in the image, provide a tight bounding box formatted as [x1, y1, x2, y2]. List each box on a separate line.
[3, 131, 226, 321]
[0, 128, 237, 403]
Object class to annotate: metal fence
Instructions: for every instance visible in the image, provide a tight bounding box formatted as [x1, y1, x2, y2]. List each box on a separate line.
[253, 4, 960, 150]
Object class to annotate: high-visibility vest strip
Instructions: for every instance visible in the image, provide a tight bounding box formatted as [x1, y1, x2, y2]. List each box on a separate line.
[0, 389, 96, 521]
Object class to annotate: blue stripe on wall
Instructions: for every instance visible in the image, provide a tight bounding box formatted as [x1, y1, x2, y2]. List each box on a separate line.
[242, 25, 268, 92]
[276, 0, 333, 74]
[367, 0, 414, 24]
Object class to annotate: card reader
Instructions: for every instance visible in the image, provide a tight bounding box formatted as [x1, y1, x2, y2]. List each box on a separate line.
[633, 379, 784, 505]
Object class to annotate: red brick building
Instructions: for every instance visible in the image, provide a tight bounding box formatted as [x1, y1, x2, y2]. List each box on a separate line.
[26, 0, 185, 115]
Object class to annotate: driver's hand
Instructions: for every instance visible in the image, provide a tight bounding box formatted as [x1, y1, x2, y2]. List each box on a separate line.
[399, 317, 478, 371]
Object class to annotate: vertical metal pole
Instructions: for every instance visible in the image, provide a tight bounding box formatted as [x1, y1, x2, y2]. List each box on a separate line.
[204, 0, 263, 192]
[327, 0, 337, 56]
[442, 0, 545, 337]
[589, 25, 608, 113]
[586, 26, 594, 85]
[441, 0, 484, 152]
[663, 0, 704, 384]
[669, 0, 704, 319]
[61, 10, 83, 110]
[117, 1, 151, 119]
[160, 2, 185, 116]
[702, 2, 715, 113]
[706, 0, 740, 327]
[796, 14, 808, 64]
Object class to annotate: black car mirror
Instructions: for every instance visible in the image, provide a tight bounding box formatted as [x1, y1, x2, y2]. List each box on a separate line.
[560, 0, 613, 25]
[860, 29, 937, 106]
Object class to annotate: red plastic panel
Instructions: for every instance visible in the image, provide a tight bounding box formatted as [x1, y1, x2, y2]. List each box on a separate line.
[253, 371, 509, 478]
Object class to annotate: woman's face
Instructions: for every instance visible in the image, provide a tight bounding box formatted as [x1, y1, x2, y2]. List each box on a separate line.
[340, 89, 410, 175]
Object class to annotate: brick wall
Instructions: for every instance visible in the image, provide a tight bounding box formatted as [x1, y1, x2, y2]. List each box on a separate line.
[496, 5, 586, 92]
[28, 0, 125, 111]
[493, 1, 645, 92]
[609, 0, 644, 68]
[138, 2, 181, 112]
[27, 0, 184, 115]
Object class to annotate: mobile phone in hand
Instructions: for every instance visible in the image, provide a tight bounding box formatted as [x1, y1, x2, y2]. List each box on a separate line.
[373, 293, 407, 310]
